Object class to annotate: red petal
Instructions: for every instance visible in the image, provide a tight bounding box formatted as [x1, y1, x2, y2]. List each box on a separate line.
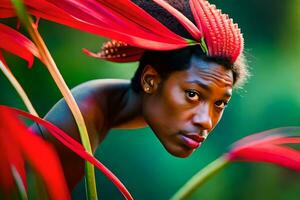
[0, 23, 41, 68]
[231, 127, 300, 149]
[0, 8, 15, 18]
[0, 107, 70, 200]
[16, 122, 70, 200]
[230, 145, 300, 171]
[1, 105, 133, 200]
[189, 0, 243, 63]
[0, 110, 26, 193]
[228, 127, 300, 171]
[1, 0, 190, 51]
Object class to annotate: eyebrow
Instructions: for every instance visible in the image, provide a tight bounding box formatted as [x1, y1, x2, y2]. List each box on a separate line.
[186, 80, 232, 98]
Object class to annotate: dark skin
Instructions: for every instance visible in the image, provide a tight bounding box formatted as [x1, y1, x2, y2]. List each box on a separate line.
[33, 55, 233, 190]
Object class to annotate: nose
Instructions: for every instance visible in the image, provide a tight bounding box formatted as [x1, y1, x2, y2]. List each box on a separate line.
[192, 103, 213, 131]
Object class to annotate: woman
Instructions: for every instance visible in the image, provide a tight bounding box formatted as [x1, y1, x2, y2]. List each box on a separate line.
[32, 0, 249, 190]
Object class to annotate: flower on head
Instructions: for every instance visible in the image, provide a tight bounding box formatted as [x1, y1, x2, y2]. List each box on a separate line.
[1, 0, 243, 64]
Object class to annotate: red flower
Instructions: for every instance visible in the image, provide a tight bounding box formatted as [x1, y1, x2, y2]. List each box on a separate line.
[0, 23, 40, 68]
[0, 106, 69, 199]
[0, 0, 243, 63]
[1, 0, 189, 50]
[227, 127, 300, 171]
[0, 105, 133, 200]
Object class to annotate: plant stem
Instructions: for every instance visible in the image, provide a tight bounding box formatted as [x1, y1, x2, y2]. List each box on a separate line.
[0, 61, 38, 117]
[171, 155, 230, 200]
[11, 1, 98, 199]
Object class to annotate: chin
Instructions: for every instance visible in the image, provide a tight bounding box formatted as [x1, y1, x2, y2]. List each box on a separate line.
[165, 145, 195, 158]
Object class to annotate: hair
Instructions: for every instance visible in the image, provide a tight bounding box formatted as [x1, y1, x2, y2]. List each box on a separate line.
[131, 0, 249, 93]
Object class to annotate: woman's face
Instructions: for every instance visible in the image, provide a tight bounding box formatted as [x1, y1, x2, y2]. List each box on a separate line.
[142, 56, 233, 157]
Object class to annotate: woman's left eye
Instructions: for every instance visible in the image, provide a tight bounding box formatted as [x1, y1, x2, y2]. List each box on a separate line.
[185, 90, 200, 101]
[214, 100, 228, 109]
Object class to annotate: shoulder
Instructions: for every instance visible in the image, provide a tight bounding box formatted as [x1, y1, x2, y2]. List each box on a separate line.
[72, 79, 131, 96]
[71, 79, 132, 127]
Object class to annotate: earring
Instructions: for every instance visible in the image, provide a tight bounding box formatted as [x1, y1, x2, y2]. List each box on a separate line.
[145, 86, 150, 92]
[149, 79, 154, 87]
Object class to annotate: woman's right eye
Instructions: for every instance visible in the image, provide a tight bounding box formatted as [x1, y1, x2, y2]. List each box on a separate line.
[185, 90, 200, 101]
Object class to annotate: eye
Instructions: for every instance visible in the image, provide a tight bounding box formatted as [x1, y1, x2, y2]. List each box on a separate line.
[185, 90, 200, 101]
[215, 100, 228, 109]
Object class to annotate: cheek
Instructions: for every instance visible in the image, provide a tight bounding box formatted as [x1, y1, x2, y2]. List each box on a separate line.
[144, 85, 188, 130]
[162, 85, 190, 121]
[211, 110, 224, 128]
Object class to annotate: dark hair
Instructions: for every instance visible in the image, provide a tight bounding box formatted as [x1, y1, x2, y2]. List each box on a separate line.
[131, 0, 248, 93]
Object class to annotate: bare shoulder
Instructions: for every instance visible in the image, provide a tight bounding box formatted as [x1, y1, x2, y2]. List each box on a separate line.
[73, 79, 132, 127]
[41, 79, 131, 149]
[72, 79, 131, 99]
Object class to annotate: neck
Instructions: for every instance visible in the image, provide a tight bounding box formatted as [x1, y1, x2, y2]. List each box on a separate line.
[111, 87, 147, 129]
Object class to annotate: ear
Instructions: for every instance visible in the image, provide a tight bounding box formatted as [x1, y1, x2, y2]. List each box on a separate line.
[140, 65, 161, 93]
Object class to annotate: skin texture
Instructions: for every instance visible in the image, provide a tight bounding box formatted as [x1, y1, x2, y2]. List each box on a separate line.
[32, 55, 233, 190]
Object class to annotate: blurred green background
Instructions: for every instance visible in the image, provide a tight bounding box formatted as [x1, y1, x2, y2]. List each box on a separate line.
[1, 0, 300, 199]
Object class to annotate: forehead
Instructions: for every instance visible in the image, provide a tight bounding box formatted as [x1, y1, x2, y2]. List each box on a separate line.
[186, 56, 234, 87]
[162, 56, 233, 95]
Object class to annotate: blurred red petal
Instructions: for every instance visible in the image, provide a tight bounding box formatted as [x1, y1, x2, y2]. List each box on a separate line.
[0, 23, 40, 68]
[16, 121, 70, 200]
[228, 127, 300, 171]
[230, 145, 300, 171]
[0, 111, 26, 193]
[0, 107, 70, 200]
[1, 105, 133, 200]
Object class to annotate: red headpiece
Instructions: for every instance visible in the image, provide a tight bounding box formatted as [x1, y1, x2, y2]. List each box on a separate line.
[1, 0, 243, 64]
[83, 0, 244, 64]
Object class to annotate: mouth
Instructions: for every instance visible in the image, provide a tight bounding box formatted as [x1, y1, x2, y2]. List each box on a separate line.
[179, 132, 206, 149]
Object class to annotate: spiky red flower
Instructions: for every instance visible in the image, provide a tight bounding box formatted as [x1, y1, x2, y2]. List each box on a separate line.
[227, 127, 300, 171]
[0, 0, 243, 64]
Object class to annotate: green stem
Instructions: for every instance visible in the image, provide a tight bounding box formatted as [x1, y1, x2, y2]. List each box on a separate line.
[0, 61, 38, 116]
[11, 1, 98, 199]
[171, 155, 230, 200]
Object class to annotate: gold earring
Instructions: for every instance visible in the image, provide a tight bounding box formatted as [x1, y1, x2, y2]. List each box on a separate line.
[145, 87, 150, 92]
[149, 79, 154, 87]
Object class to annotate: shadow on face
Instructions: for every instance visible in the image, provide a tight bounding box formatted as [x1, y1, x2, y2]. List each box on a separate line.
[141, 55, 233, 158]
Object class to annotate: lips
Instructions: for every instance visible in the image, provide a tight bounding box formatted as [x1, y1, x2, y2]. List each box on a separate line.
[180, 132, 206, 149]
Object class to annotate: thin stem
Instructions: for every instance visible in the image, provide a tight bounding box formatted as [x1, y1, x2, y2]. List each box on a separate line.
[171, 155, 230, 200]
[11, 1, 98, 199]
[30, 25, 98, 199]
[0, 61, 38, 116]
